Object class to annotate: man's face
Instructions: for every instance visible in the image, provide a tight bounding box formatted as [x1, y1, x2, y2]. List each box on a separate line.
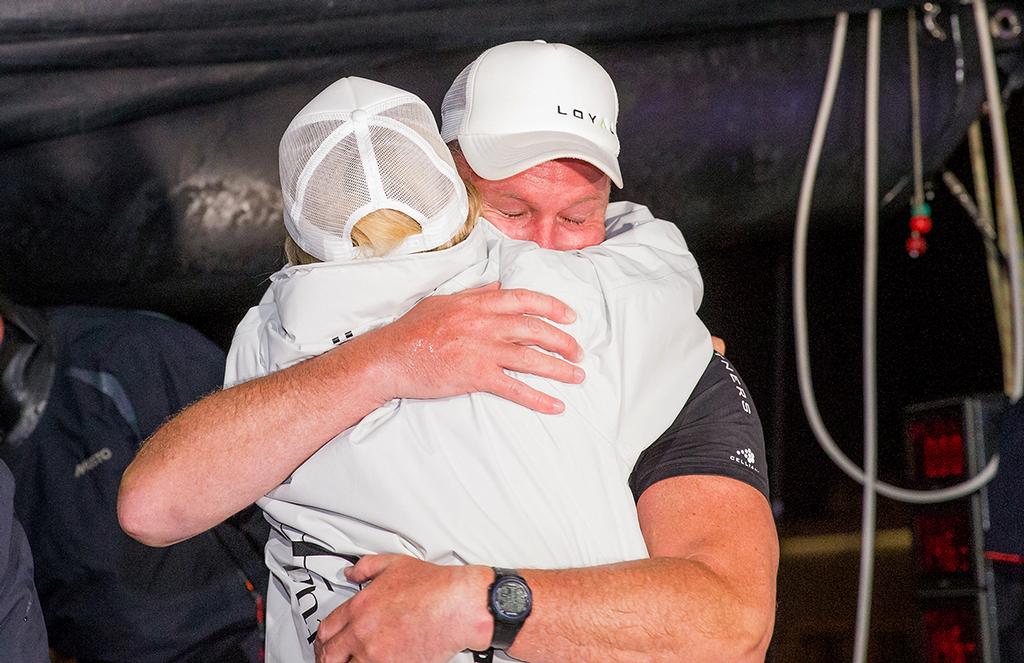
[456, 155, 611, 251]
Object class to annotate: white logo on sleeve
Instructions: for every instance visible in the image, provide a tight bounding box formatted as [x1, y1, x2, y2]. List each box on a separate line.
[74, 447, 113, 478]
[730, 448, 759, 473]
[717, 354, 752, 415]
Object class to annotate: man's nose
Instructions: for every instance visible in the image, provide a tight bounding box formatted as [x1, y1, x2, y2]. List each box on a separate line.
[528, 217, 559, 250]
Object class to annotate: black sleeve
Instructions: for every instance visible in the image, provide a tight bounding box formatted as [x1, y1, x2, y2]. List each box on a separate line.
[628, 352, 769, 502]
[0, 461, 48, 663]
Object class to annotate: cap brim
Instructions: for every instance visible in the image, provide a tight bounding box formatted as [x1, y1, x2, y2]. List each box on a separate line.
[460, 131, 623, 188]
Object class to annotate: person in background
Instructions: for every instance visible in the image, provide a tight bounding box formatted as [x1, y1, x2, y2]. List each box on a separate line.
[0, 372, 47, 663]
[0, 295, 266, 662]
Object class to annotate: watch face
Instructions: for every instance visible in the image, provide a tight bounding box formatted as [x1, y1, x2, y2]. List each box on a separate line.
[493, 578, 532, 620]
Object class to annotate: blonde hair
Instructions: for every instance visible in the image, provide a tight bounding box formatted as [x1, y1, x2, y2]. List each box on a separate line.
[284, 181, 482, 266]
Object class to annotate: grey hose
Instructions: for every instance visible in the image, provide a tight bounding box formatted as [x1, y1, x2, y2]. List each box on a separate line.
[794, 6, 1024, 663]
[974, 0, 1024, 403]
[852, 12, 881, 663]
[793, 13, 1001, 507]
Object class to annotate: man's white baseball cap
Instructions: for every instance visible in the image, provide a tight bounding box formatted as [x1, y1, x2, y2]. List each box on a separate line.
[441, 41, 623, 188]
[279, 76, 469, 262]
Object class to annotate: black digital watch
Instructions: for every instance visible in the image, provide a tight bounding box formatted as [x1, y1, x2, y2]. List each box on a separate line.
[488, 567, 532, 649]
[472, 567, 533, 662]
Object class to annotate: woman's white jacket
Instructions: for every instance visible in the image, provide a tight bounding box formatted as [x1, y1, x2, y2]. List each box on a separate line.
[225, 202, 713, 663]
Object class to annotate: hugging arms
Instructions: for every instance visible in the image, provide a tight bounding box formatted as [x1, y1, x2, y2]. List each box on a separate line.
[120, 43, 777, 663]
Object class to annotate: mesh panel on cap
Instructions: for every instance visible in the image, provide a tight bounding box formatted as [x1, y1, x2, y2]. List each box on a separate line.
[301, 132, 370, 236]
[378, 102, 451, 165]
[280, 119, 345, 207]
[440, 62, 473, 143]
[371, 125, 455, 221]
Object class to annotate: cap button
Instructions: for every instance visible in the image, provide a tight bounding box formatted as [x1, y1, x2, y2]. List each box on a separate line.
[351, 109, 368, 123]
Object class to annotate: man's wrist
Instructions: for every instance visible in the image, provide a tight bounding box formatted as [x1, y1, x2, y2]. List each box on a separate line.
[454, 565, 496, 652]
[322, 329, 394, 408]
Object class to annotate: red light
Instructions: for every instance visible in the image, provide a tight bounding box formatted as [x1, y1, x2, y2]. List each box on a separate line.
[916, 510, 972, 575]
[908, 415, 966, 481]
[984, 550, 1024, 565]
[923, 607, 979, 663]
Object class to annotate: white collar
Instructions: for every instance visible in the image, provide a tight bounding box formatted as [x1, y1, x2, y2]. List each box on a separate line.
[270, 222, 492, 347]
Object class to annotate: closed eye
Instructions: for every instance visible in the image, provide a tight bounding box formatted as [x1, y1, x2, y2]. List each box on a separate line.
[498, 209, 527, 219]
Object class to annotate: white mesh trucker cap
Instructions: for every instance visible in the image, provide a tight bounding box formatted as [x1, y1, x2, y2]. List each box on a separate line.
[280, 77, 469, 262]
[440, 41, 623, 188]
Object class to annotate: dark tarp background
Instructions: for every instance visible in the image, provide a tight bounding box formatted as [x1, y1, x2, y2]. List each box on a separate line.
[0, 1, 999, 320]
[3, 3, 1024, 658]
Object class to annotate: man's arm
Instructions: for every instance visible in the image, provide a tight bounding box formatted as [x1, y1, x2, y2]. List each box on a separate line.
[515, 475, 776, 662]
[316, 476, 777, 663]
[314, 352, 777, 663]
[118, 284, 583, 547]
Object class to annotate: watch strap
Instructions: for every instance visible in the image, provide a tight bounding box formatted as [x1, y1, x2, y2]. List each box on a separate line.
[491, 618, 520, 651]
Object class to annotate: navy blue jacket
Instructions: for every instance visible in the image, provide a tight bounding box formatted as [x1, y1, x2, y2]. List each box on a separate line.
[2, 307, 266, 663]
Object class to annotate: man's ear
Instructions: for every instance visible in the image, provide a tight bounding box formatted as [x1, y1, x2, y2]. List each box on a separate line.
[448, 141, 476, 182]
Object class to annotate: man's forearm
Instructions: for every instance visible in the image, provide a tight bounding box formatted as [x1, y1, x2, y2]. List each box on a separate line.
[330, 553, 775, 663]
[119, 334, 388, 546]
[320, 480, 777, 663]
[507, 557, 774, 663]
[502, 479, 779, 663]
[119, 285, 582, 547]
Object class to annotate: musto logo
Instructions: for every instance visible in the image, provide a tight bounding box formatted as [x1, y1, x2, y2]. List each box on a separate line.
[74, 447, 113, 478]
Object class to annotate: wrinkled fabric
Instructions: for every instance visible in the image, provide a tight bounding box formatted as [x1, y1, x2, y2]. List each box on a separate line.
[0, 301, 55, 451]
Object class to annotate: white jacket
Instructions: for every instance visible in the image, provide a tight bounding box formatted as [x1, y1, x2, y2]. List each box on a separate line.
[225, 202, 713, 663]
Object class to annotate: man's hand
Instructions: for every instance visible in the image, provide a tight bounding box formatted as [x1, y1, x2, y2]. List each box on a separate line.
[370, 282, 585, 414]
[313, 555, 492, 663]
